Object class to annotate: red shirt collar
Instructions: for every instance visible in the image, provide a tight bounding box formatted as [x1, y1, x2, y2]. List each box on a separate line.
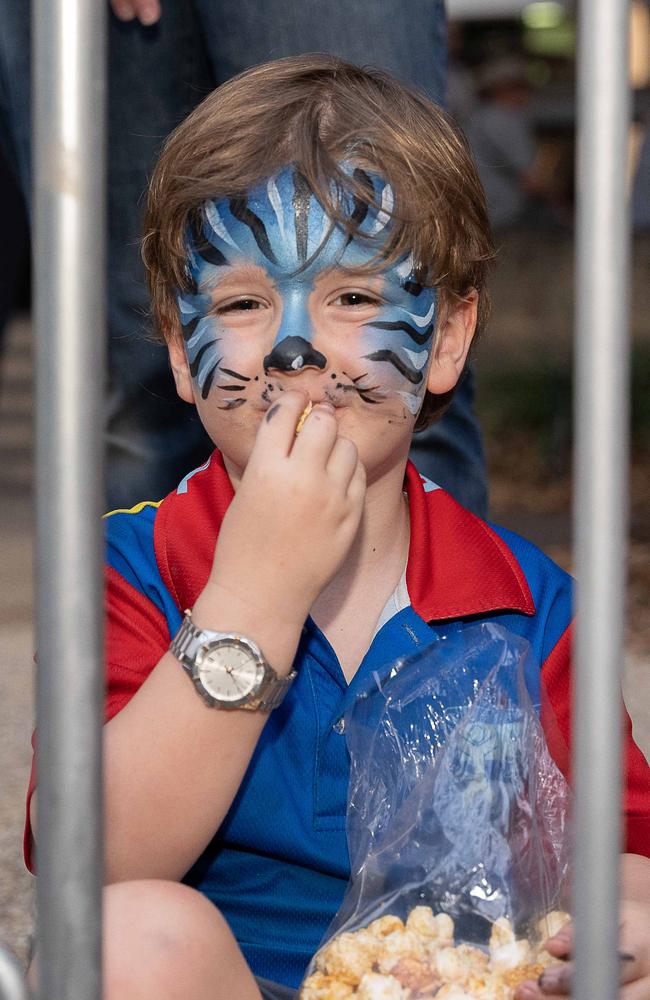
[403, 460, 535, 620]
[155, 450, 535, 621]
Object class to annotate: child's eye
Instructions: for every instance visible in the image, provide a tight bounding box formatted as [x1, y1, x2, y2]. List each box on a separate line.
[333, 292, 381, 307]
[216, 298, 265, 314]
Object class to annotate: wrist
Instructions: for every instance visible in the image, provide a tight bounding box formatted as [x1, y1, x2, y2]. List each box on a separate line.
[192, 578, 305, 678]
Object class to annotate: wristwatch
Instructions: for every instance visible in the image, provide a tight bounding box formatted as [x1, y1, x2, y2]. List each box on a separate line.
[170, 610, 297, 711]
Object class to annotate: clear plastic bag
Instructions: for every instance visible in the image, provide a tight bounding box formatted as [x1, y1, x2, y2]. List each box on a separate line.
[300, 622, 572, 999]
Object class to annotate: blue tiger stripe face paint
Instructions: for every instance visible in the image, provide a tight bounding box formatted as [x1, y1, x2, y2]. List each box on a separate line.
[175, 165, 437, 422]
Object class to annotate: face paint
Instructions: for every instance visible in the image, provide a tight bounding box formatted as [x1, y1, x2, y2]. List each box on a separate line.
[175, 165, 437, 421]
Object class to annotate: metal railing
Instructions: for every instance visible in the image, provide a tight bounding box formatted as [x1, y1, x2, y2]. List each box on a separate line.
[572, 1, 632, 998]
[0, 0, 635, 997]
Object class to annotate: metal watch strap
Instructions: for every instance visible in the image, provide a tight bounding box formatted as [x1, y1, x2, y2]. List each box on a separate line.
[169, 612, 210, 678]
[170, 610, 295, 711]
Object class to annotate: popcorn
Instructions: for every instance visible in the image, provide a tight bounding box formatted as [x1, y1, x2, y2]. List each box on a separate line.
[368, 916, 406, 939]
[389, 956, 441, 995]
[301, 909, 572, 999]
[316, 930, 379, 985]
[301, 972, 356, 999]
[406, 907, 454, 947]
[375, 930, 427, 974]
[435, 944, 488, 986]
[295, 400, 313, 434]
[435, 987, 481, 1000]
[356, 973, 410, 1000]
[490, 941, 532, 975]
[488, 918, 515, 953]
[535, 910, 571, 942]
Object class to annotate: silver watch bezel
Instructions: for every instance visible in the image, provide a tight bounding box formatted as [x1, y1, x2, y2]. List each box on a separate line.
[193, 635, 267, 708]
[171, 611, 296, 711]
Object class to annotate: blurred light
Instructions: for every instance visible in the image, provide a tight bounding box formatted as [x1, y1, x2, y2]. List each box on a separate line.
[522, 1, 565, 29]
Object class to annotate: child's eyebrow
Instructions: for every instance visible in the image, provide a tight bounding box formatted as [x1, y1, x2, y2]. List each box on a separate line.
[206, 262, 277, 291]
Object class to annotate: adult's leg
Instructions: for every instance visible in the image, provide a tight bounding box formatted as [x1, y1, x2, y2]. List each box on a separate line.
[104, 7, 213, 508]
[0, 2, 215, 509]
[0, 1, 31, 196]
[192, 0, 488, 516]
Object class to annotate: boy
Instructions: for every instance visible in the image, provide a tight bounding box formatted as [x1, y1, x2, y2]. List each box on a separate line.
[25, 55, 650, 1000]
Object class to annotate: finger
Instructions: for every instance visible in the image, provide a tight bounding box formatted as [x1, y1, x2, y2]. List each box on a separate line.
[544, 922, 573, 960]
[131, 0, 162, 24]
[253, 390, 310, 460]
[346, 457, 367, 504]
[538, 963, 572, 995]
[514, 981, 544, 1000]
[326, 436, 359, 491]
[110, 0, 137, 21]
[291, 402, 339, 466]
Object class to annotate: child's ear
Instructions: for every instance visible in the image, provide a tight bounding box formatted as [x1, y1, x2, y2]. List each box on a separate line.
[167, 330, 195, 404]
[426, 290, 478, 396]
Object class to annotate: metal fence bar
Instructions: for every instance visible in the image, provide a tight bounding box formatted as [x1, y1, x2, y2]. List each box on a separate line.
[32, 0, 107, 997]
[573, 1, 631, 998]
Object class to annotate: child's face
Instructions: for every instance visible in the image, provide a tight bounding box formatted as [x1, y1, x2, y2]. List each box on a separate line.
[170, 166, 468, 479]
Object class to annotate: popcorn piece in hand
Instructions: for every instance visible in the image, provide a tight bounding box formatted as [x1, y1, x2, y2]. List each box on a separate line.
[357, 972, 411, 1000]
[499, 962, 550, 991]
[375, 929, 427, 974]
[295, 400, 313, 434]
[315, 929, 378, 985]
[300, 972, 356, 1000]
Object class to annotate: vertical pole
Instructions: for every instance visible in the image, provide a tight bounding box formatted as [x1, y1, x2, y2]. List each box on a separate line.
[32, 0, 107, 997]
[573, 1, 630, 999]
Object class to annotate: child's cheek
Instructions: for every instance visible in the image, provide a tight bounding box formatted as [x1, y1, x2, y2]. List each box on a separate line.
[355, 297, 435, 417]
[189, 318, 275, 412]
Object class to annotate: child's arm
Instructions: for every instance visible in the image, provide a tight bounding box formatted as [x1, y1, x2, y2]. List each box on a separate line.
[32, 390, 365, 884]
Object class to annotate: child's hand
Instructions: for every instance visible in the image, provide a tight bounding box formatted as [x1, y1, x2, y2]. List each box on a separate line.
[207, 390, 366, 627]
[514, 902, 650, 1000]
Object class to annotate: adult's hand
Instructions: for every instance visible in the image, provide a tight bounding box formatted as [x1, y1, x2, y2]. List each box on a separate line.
[110, 0, 162, 26]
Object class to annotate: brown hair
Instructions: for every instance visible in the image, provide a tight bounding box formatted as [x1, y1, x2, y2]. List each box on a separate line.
[143, 53, 495, 429]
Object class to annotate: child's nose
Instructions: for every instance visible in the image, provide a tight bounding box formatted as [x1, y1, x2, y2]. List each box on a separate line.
[263, 336, 327, 374]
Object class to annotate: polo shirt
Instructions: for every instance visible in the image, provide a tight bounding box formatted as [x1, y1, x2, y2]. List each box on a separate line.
[24, 451, 650, 988]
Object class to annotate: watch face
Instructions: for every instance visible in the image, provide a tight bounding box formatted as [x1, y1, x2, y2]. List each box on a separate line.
[197, 640, 264, 704]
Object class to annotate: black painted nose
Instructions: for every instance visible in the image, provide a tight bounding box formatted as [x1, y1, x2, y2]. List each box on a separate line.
[263, 336, 327, 373]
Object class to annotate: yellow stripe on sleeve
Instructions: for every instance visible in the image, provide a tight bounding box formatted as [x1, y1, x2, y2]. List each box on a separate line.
[102, 499, 162, 519]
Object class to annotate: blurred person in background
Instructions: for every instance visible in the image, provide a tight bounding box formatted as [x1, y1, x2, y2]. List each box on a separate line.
[0, 0, 488, 516]
[464, 56, 557, 231]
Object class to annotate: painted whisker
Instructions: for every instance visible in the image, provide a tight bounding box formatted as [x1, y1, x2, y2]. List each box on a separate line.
[216, 398, 246, 410]
[219, 367, 251, 382]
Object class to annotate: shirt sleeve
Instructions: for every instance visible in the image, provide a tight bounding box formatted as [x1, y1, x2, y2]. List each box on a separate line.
[541, 623, 650, 858]
[24, 506, 178, 873]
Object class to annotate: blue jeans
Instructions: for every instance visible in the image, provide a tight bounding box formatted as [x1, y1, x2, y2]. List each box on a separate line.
[0, 0, 487, 516]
